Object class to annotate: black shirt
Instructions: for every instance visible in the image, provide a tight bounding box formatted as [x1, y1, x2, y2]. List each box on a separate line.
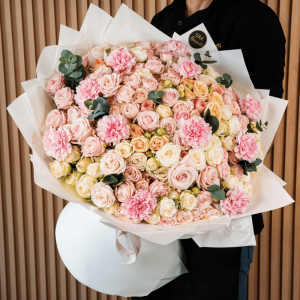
[151, 0, 286, 235]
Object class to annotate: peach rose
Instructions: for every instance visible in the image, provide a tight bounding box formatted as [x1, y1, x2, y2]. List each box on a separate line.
[196, 166, 220, 190]
[100, 150, 126, 175]
[175, 211, 193, 224]
[71, 118, 93, 142]
[216, 161, 230, 179]
[149, 180, 170, 198]
[114, 180, 135, 202]
[116, 85, 135, 104]
[159, 117, 177, 136]
[145, 58, 164, 74]
[160, 51, 173, 62]
[67, 106, 81, 123]
[46, 74, 65, 95]
[205, 102, 222, 120]
[121, 101, 140, 119]
[98, 73, 122, 98]
[82, 136, 105, 157]
[123, 73, 141, 89]
[54, 87, 74, 109]
[207, 92, 223, 105]
[131, 136, 150, 152]
[197, 191, 213, 210]
[135, 179, 149, 190]
[141, 100, 155, 112]
[124, 165, 142, 182]
[134, 87, 149, 103]
[45, 109, 67, 129]
[238, 115, 249, 132]
[174, 111, 190, 127]
[137, 111, 160, 131]
[109, 105, 121, 115]
[130, 124, 144, 138]
[193, 98, 206, 114]
[142, 77, 158, 91]
[193, 81, 208, 100]
[172, 100, 194, 113]
[149, 135, 169, 152]
[173, 130, 190, 151]
[91, 182, 116, 208]
[162, 88, 179, 107]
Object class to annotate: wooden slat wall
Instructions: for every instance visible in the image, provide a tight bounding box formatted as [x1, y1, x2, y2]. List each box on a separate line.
[0, 0, 299, 299]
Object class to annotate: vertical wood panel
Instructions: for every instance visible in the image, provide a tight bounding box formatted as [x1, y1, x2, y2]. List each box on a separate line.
[0, 1, 299, 300]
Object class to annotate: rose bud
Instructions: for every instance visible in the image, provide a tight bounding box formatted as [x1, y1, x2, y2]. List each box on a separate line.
[191, 186, 201, 196]
[168, 190, 180, 200]
[144, 131, 152, 139]
[156, 127, 166, 136]
[187, 83, 194, 90]
[50, 161, 72, 179]
[146, 151, 154, 157]
[163, 79, 173, 88]
[76, 157, 93, 173]
[177, 84, 185, 93]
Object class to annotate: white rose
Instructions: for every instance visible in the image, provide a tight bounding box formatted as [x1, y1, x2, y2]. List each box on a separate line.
[158, 198, 177, 217]
[76, 175, 98, 199]
[205, 146, 223, 167]
[104, 201, 120, 215]
[203, 66, 220, 80]
[146, 157, 160, 173]
[188, 149, 206, 171]
[222, 175, 243, 190]
[50, 160, 71, 179]
[221, 104, 233, 121]
[87, 163, 103, 178]
[220, 136, 236, 151]
[168, 190, 180, 200]
[242, 183, 253, 196]
[155, 105, 173, 118]
[115, 140, 135, 158]
[145, 210, 161, 225]
[76, 157, 93, 173]
[126, 153, 147, 171]
[64, 170, 83, 186]
[130, 46, 148, 62]
[257, 142, 263, 159]
[215, 120, 229, 136]
[179, 191, 198, 211]
[243, 173, 251, 184]
[228, 115, 241, 136]
[100, 150, 126, 175]
[211, 134, 222, 147]
[135, 68, 153, 79]
[156, 143, 181, 167]
[64, 145, 81, 163]
[91, 182, 116, 208]
[154, 167, 170, 182]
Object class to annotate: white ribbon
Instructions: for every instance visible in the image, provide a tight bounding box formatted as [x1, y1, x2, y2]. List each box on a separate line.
[115, 229, 141, 264]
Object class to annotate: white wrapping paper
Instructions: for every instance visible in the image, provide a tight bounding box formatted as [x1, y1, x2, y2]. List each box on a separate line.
[7, 4, 294, 249]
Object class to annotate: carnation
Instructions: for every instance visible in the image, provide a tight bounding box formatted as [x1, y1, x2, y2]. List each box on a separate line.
[172, 57, 201, 79]
[97, 114, 130, 145]
[220, 187, 250, 216]
[74, 77, 101, 105]
[239, 94, 262, 122]
[234, 131, 259, 163]
[125, 190, 157, 221]
[179, 116, 212, 149]
[105, 47, 136, 73]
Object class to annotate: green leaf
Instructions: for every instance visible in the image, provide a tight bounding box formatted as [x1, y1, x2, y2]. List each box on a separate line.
[204, 108, 211, 121]
[216, 77, 222, 84]
[156, 90, 164, 98]
[204, 60, 217, 64]
[69, 71, 83, 79]
[200, 63, 207, 70]
[59, 63, 73, 75]
[204, 51, 211, 57]
[194, 53, 202, 62]
[84, 97, 109, 113]
[207, 115, 219, 134]
[102, 175, 118, 185]
[256, 121, 263, 132]
[59, 57, 67, 64]
[208, 184, 221, 192]
[152, 98, 163, 105]
[246, 163, 257, 172]
[112, 174, 126, 185]
[223, 73, 231, 81]
[84, 99, 98, 110]
[253, 158, 262, 166]
[61, 50, 76, 63]
[211, 189, 226, 201]
[148, 90, 163, 101]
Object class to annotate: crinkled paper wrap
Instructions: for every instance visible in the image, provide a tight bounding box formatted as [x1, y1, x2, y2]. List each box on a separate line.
[8, 4, 294, 247]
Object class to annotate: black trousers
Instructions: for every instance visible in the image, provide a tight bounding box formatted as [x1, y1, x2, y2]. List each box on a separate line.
[132, 239, 241, 300]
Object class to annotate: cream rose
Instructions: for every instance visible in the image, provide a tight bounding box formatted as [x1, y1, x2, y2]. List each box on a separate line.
[137, 111, 160, 131]
[205, 145, 224, 167]
[154, 167, 170, 182]
[115, 140, 135, 158]
[76, 175, 97, 199]
[221, 104, 233, 121]
[114, 180, 135, 203]
[155, 105, 173, 118]
[149, 135, 169, 152]
[156, 143, 181, 167]
[146, 157, 160, 173]
[215, 120, 229, 136]
[158, 198, 177, 217]
[104, 201, 120, 215]
[76, 157, 93, 173]
[228, 115, 241, 136]
[205, 102, 222, 120]
[188, 149, 206, 171]
[179, 191, 198, 211]
[193, 81, 208, 100]
[257, 142, 264, 159]
[100, 150, 126, 175]
[126, 153, 147, 171]
[130, 46, 148, 62]
[220, 135, 236, 151]
[131, 136, 150, 153]
[145, 210, 161, 225]
[64, 170, 83, 186]
[168, 190, 180, 200]
[64, 145, 81, 163]
[71, 118, 93, 142]
[242, 183, 253, 196]
[135, 68, 153, 79]
[50, 160, 71, 179]
[203, 66, 220, 79]
[87, 163, 103, 179]
[222, 175, 243, 190]
[91, 182, 116, 208]
[121, 101, 140, 119]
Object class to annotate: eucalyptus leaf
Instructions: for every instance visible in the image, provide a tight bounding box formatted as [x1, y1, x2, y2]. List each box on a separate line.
[211, 189, 226, 200]
[254, 159, 262, 166]
[194, 53, 202, 62]
[208, 184, 221, 192]
[207, 115, 219, 134]
[156, 90, 164, 98]
[200, 63, 207, 70]
[102, 175, 118, 185]
[256, 121, 263, 132]
[204, 60, 217, 64]
[87, 111, 107, 120]
[59, 63, 72, 75]
[216, 77, 222, 84]
[69, 71, 83, 79]
[204, 51, 211, 57]
[223, 73, 231, 81]
[152, 98, 163, 105]
[204, 108, 211, 121]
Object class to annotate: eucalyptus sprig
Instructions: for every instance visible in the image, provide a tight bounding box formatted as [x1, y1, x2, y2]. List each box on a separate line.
[148, 90, 164, 105]
[59, 50, 85, 90]
[247, 119, 268, 134]
[238, 159, 262, 176]
[194, 51, 217, 70]
[208, 185, 225, 201]
[204, 108, 219, 134]
[84, 97, 110, 120]
[102, 174, 126, 186]
[216, 74, 233, 88]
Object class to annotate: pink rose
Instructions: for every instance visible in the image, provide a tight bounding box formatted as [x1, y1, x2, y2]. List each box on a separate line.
[173, 130, 190, 151]
[105, 47, 136, 73]
[222, 148, 229, 163]
[232, 164, 243, 179]
[142, 172, 157, 185]
[239, 94, 262, 122]
[151, 42, 163, 51]
[238, 115, 249, 132]
[174, 110, 190, 123]
[191, 208, 204, 221]
[161, 68, 181, 86]
[123, 74, 141, 89]
[124, 165, 142, 183]
[79, 102, 93, 119]
[71, 118, 93, 142]
[168, 162, 198, 190]
[159, 217, 176, 226]
[234, 132, 259, 163]
[132, 63, 145, 72]
[116, 85, 134, 104]
[172, 57, 201, 79]
[75, 77, 101, 105]
[193, 98, 206, 114]
[147, 50, 154, 58]
[46, 74, 65, 95]
[114, 180, 136, 203]
[149, 180, 170, 198]
[107, 96, 119, 107]
[161, 40, 191, 58]
[160, 51, 173, 62]
[141, 100, 155, 112]
[43, 127, 72, 161]
[142, 77, 158, 91]
[162, 88, 179, 107]
[45, 109, 67, 129]
[91, 182, 116, 208]
[67, 106, 81, 123]
[135, 179, 149, 190]
[220, 187, 250, 216]
[175, 211, 193, 224]
[82, 55, 89, 70]
[115, 204, 141, 224]
[211, 83, 224, 95]
[121, 101, 140, 119]
[98, 73, 122, 98]
[223, 88, 241, 115]
[82, 136, 105, 157]
[159, 117, 177, 136]
[197, 191, 213, 210]
[172, 100, 194, 113]
[134, 88, 149, 103]
[228, 152, 240, 165]
[136, 111, 160, 131]
[54, 87, 74, 109]
[216, 161, 230, 179]
[145, 58, 164, 74]
[100, 150, 126, 175]
[197, 166, 220, 190]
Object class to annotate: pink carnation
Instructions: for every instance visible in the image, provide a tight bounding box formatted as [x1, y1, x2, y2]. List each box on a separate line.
[179, 116, 212, 149]
[105, 48, 136, 73]
[96, 114, 130, 145]
[234, 131, 259, 163]
[220, 188, 250, 216]
[125, 190, 157, 221]
[172, 57, 201, 79]
[115, 204, 141, 224]
[43, 127, 72, 161]
[239, 94, 262, 122]
[160, 40, 191, 58]
[74, 77, 101, 105]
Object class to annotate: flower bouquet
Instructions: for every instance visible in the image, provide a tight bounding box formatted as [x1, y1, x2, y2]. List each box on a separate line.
[8, 4, 293, 256]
